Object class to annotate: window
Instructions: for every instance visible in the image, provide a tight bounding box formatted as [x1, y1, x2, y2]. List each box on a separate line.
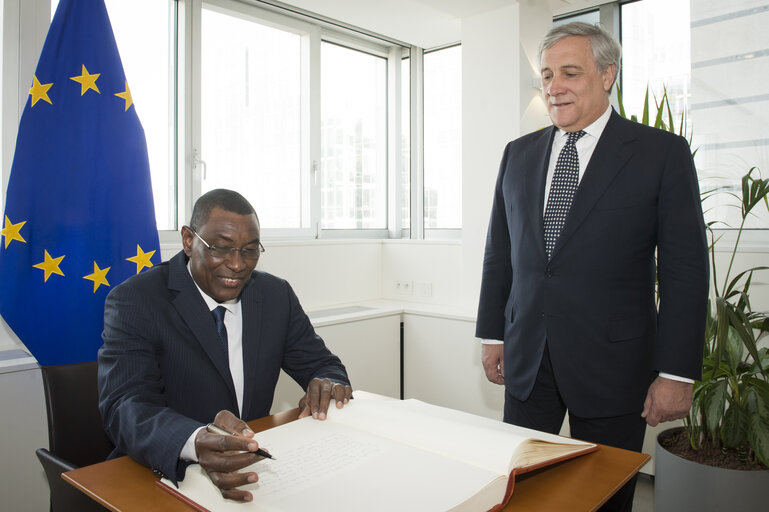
[35, 0, 456, 239]
[423, 45, 462, 230]
[201, 6, 303, 229]
[320, 41, 387, 230]
[621, 0, 768, 229]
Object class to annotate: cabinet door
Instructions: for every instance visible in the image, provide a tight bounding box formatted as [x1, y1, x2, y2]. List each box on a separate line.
[270, 315, 401, 414]
[403, 314, 504, 420]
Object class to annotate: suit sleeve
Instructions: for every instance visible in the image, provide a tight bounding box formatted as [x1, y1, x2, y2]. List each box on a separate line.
[279, 281, 350, 388]
[476, 143, 514, 341]
[98, 282, 201, 484]
[654, 135, 709, 380]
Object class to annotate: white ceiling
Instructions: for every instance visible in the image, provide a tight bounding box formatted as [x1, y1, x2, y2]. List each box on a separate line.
[280, 0, 610, 48]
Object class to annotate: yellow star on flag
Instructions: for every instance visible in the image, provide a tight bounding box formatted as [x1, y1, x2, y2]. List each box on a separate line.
[70, 64, 101, 95]
[126, 244, 156, 274]
[29, 76, 53, 107]
[114, 81, 134, 111]
[84, 262, 111, 293]
[32, 250, 65, 282]
[1, 216, 27, 249]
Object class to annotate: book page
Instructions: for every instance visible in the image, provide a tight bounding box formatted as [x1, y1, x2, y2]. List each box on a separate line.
[167, 416, 505, 512]
[161, 396, 595, 512]
[326, 398, 594, 474]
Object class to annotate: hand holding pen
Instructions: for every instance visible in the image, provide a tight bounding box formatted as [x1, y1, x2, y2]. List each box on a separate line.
[194, 410, 274, 502]
[206, 422, 275, 459]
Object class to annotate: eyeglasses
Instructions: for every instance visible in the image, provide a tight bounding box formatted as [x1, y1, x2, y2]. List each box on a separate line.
[191, 229, 265, 261]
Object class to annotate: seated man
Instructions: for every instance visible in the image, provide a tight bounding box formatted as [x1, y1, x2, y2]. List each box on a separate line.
[98, 189, 352, 502]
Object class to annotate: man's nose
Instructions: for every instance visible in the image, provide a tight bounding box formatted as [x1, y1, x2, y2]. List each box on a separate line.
[224, 249, 247, 271]
[546, 76, 565, 96]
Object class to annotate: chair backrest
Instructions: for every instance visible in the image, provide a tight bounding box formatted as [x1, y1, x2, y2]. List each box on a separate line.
[40, 361, 114, 467]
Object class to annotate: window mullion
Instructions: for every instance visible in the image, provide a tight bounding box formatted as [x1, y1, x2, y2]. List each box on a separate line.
[306, 26, 320, 236]
[410, 45, 424, 240]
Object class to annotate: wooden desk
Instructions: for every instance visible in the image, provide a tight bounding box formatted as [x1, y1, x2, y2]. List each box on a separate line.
[64, 408, 649, 512]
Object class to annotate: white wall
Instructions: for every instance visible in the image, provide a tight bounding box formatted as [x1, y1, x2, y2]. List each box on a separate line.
[461, 2, 552, 312]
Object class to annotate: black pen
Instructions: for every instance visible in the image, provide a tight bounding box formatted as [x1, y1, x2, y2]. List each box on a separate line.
[205, 423, 276, 460]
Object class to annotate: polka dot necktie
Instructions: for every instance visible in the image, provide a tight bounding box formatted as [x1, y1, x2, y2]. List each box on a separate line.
[543, 130, 586, 259]
[211, 306, 228, 350]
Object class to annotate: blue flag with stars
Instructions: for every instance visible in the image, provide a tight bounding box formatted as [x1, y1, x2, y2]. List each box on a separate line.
[0, 0, 160, 365]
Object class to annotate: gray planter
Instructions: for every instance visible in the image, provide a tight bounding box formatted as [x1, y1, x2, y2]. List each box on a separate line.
[654, 427, 769, 511]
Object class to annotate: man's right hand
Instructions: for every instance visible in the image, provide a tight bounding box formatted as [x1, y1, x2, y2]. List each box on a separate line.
[481, 343, 505, 385]
[194, 410, 266, 502]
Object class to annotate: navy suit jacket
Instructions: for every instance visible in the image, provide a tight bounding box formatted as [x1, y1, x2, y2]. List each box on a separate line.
[476, 110, 709, 418]
[98, 250, 349, 482]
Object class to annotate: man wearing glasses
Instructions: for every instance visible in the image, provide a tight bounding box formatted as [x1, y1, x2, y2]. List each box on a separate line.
[98, 189, 351, 502]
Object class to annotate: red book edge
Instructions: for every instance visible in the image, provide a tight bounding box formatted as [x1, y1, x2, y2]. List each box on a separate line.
[487, 443, 600, 512]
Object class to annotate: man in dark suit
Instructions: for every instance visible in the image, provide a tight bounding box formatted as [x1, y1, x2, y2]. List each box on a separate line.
[98, 189, 351, 502]
[475, 22, 708, 511]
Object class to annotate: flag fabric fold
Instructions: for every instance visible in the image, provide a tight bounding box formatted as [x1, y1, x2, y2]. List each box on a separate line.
[0, 0, 160, 365]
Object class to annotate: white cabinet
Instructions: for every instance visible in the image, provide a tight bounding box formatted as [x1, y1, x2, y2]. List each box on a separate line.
[270, 314, 401, 414]
[402, 314, 504, 420]
[0, 352, 49, 512]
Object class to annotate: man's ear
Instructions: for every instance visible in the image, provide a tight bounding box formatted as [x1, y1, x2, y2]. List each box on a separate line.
[181, 226, 193, 256]
[602, 64, 616, 92]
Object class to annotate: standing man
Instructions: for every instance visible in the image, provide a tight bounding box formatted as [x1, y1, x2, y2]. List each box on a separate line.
[476, 22, 708, 511]
[99, 189, 352, 502]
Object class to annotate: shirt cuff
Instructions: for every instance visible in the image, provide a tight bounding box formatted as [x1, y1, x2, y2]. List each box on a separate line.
[180, 426, 206, 462]
[658, 372, 694, 384]
[481, 339, 503, 345]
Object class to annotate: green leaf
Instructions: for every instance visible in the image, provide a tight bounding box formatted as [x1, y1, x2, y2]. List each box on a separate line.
[702, 380, 728, 433]
[723, 325, 743, 373]
[747, 413, 769, 467]
[615, 84, 627, 118]
[641, 85, 650, 126]
[721, 404, 748, 448]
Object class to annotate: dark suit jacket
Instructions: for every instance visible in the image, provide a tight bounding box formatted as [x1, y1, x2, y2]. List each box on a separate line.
[476, 110, 708, 418]
[98, 250, 349, 482]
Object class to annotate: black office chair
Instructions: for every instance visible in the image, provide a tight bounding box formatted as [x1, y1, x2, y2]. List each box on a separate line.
[35, 361, 113, 512]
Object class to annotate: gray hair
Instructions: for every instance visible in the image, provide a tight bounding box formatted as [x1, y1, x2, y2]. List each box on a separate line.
[539, 22, 622, 87]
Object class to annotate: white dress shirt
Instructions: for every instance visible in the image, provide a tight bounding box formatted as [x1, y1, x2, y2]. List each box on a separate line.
[180, 264, 246, 461]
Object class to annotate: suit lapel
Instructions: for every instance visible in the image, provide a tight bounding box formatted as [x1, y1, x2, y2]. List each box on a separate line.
[167, 252, 236, 399]
[550, 111, 635, 259]
[239, 276, 262, 420]
[524, 126, 557, 259]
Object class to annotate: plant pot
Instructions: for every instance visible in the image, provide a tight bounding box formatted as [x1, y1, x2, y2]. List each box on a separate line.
[654, 427, 769, 511]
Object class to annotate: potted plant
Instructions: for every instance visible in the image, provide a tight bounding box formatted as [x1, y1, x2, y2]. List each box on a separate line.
[617, 86, 769, 508]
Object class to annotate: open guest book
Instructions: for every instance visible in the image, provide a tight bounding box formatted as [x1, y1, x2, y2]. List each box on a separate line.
[158, 394, 598, 511]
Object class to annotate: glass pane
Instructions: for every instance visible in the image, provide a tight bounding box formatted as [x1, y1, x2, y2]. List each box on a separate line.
[320, 42, 387, 229]
[424, 45, 462, 229]
[52, 0, 174, 230]
[622, 0, 769, 229]
[201, 7, 302, 229]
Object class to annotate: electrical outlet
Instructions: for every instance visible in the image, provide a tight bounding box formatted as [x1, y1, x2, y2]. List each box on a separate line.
[394, 280, 413, 295]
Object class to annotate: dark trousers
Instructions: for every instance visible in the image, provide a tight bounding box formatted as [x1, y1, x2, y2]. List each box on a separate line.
[503, 344, 647, 512]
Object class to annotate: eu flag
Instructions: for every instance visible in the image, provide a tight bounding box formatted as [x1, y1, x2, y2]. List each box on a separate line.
[0, 0, 160, 365]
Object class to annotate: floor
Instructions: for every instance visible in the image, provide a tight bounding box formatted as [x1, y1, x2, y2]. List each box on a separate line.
[632, 473, 654, 512]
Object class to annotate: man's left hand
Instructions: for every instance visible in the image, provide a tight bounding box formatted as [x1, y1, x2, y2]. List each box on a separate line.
[298, 378, 352, 420]
[641, 376, 693, 426]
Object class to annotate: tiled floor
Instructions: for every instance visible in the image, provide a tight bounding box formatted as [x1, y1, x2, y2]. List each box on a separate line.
[632, 473, 654, 512]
